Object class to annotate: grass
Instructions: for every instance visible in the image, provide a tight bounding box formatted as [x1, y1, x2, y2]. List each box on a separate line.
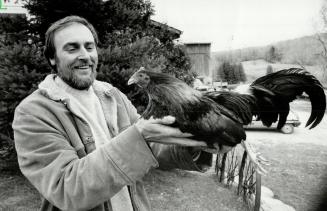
[0, 165, 248, 211]
[254, 141, 327, 211]
[0, 171, 40, 210]
[143, 169, 247, 211]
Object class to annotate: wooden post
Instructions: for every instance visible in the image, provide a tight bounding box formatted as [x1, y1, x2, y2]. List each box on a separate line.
[238, 151, 247, 195]
[219, 153, 227, 182]
[254, 172, 261, 211]
[215, 154, 220, 176]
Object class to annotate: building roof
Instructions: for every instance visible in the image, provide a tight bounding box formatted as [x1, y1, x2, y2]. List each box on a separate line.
[150, 19, 182, 39]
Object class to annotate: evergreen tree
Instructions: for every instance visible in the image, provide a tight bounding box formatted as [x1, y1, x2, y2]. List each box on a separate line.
[235, 63, 247, 83]
[265, 46, 282, 63]
[24, 0, 153, 45]
[217, 61, 247, 84]
[0, 14, 29, 45]
[241, 63, 247, 82]
[0, 41, 50, 168]
[217, 61, 230, 82]
[0, 14, 40, 167]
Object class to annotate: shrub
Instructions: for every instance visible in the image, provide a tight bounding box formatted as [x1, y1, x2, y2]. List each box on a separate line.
[0, 42, 51, 165]
[266, 65, 273, 75]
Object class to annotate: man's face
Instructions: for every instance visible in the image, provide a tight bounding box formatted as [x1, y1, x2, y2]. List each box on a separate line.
[50, 23, 98, 90]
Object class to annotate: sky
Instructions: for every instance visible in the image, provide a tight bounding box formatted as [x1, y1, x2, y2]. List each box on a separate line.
[150, 0, 324, 52]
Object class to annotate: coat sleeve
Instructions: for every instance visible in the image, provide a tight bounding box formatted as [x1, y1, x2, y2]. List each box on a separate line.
[116, 88, 213, 172]
[13, 103, 158, 211]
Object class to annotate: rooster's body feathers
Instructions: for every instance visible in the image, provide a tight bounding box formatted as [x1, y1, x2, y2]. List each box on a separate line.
[142, 80, 246, 147]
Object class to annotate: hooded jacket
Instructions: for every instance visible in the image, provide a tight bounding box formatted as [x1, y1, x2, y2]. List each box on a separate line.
[13, 74, 212, 211]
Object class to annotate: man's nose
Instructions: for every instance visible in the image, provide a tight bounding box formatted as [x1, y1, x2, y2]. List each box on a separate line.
[77, 47, 91, 60]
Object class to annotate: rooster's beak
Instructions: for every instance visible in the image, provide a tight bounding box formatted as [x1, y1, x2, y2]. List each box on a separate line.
[128, 67, 145, 85]
[127, 74, 137, 85]
[127, 78, 135, 85]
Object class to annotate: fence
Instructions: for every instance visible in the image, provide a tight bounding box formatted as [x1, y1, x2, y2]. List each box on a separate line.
[215, 146, 261, 211]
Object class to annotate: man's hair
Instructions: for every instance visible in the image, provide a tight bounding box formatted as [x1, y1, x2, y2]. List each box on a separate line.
[44, 16, 99, 69]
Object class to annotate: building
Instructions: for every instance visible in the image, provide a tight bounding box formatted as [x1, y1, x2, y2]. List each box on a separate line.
[184, 42, 211, 78]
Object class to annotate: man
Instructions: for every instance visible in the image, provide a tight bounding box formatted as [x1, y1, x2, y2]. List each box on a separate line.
[13, 16, 226, 211]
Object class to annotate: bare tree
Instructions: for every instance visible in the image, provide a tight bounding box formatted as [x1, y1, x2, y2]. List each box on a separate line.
[316, 2, 327, 81]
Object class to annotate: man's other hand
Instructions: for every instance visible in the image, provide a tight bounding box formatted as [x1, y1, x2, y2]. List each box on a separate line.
[135, 116, 207, 147]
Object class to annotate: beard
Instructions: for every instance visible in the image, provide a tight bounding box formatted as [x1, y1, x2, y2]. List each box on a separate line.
[60, 70, 97, 90]
[56, 57, 98, 90]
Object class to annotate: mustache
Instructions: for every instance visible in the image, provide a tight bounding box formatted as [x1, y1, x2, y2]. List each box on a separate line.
[71, 58, 96, 67]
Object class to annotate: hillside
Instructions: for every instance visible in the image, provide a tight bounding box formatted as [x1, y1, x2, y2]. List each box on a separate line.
[275, 33, 327, 64]
[211, 33, 327, 65]
[240, 59, 325, 85]
[209, 34, 327, 85]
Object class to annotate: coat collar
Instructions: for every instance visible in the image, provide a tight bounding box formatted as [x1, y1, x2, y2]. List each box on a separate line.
[38, 74, 120, 136]
[38, 74, 115, 101]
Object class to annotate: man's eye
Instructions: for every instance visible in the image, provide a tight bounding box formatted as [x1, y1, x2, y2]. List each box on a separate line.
[86, 45, 95, 51]
[67, 47, 76, 52]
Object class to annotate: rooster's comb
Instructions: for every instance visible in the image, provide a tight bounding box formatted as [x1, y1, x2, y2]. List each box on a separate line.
[137, 67, 145, 72]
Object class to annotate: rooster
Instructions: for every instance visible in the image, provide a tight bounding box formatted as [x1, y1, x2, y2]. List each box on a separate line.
[127, 67, 326, 174]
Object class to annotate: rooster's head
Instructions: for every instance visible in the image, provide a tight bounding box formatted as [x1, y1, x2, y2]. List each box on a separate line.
[128, 67, 201, 103]
[128, 67, 151, 88]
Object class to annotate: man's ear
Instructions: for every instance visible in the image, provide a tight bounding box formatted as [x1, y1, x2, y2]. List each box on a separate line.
[49, 58, 56, 66]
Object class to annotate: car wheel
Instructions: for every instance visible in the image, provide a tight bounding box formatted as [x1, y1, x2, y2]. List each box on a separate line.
[280, 124, 294, 134]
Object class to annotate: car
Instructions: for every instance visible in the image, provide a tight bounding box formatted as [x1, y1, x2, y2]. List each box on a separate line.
[195, 85, 210, 91]
[244, 109, 301, 134]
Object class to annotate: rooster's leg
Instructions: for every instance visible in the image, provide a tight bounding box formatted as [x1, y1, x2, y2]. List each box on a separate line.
[241, 140, 269, 175]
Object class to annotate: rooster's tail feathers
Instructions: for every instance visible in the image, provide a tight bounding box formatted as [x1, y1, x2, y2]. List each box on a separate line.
[251, 68, 326, 129]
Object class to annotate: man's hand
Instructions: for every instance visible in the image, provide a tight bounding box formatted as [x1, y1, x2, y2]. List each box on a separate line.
[135, 116, 207, 147]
